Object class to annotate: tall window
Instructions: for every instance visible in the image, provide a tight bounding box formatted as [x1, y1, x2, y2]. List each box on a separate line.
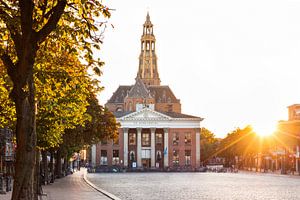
[155, 133, 163, 145]
[142, 133, 150, 146]
[172, 150, 179, 166]
[185, 132, 191, 145]
[129, 133, 136, 145]
[112, 150, 119, 165]
[100, 150, 107, 165]
[185, 150, 191, 166]
[172, 133, 179, 146]
[113, 133, 119, 145]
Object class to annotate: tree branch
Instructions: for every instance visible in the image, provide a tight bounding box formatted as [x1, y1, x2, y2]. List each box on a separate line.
[0, 0, 11, 10]
[0, 52, 16, 79]
[0, 6, 22, 57]
[19, 0, 34, 38]
[36, 0, 67, 43]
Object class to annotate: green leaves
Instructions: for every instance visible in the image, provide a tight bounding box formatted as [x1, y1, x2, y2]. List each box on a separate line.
[35, 39, 93, 150]
[62, 93, 119, 153]
[0, 63, 15, 129]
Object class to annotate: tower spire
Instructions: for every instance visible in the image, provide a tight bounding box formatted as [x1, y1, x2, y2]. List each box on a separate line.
[137, 12, 160, 86]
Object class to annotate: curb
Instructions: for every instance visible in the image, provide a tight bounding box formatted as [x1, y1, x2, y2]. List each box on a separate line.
[82, 171, 121, 200]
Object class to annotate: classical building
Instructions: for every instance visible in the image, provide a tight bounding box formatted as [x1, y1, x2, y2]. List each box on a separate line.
[91, 13, 203, 170]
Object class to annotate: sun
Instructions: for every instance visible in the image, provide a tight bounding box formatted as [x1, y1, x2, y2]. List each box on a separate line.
[253, 123, 276, 137]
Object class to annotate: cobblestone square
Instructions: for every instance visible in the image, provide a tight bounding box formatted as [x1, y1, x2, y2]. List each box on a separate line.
[87, 172, 300, 200]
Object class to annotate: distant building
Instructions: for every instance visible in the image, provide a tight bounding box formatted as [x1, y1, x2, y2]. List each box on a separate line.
[269, 104, 300, 174]
[91, 13, 203, 170]
[287, 104, 300, 121]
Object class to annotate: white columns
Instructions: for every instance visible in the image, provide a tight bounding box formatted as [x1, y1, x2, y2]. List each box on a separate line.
[137, 128, 142, 167]
[123, 128, 129, 167]
[164, 128, 169, 168]
[196, 129, 201, 168]
[151, 128, 156, 168]
[91, 144, 96, 167]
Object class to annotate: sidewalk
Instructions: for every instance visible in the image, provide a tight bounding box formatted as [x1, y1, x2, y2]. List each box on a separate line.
[1, 169, 112, 200]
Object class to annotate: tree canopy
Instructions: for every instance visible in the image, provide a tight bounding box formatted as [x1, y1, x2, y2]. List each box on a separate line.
[0, 1, 113, 199]
[0, 63, 15, 129]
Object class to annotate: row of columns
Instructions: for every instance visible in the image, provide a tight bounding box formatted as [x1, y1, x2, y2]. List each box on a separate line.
[123, 128, 169, 168]
[123, 128, 201, 168]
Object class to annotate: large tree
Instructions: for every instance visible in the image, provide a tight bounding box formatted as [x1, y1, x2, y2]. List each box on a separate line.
[60, 94, 119, 166]
[214, 126, 258, 167]
[200, 127, 219, 164]
[0, 1, 111, 199]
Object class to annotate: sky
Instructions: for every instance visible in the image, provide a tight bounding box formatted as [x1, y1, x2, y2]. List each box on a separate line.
[97, 0, 300, 138]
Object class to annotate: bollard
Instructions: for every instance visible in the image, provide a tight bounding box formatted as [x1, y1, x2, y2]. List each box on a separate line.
[0, 174, 6, 194]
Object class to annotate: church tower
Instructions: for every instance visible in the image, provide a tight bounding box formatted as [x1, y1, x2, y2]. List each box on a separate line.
[137, 13, 161, 86]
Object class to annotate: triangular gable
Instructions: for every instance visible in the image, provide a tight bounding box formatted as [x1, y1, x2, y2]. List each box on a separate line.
[119, 108, 171, 121]
[127, 78, 151, 98]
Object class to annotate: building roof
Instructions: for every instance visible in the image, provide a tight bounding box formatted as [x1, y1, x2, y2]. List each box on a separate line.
[113, 111, 134, 118]
[161, 111, 200, 119]
[127, 78, 152, 98]
[288, 104, 300, 108]
[107, 86, 131, 103]
[148, 85, 180, 103]
[107, 84, 180, 104]
[114, 110, 201, 119]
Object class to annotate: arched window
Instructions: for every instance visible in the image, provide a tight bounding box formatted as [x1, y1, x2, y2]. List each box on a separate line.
[130, 151, 135, 161]
[116, 107, 123, 112]
[156, 151, 162, 161]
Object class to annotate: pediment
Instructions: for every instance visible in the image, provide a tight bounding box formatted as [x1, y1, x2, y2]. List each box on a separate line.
[120, 108, 171, 121]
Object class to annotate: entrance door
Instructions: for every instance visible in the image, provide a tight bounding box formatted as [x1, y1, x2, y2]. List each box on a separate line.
[142, 159, 151, 168]
[142, 149, 151, 168]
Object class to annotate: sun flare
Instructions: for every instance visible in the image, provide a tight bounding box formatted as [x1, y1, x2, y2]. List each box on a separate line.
[253, 123, 276, 137]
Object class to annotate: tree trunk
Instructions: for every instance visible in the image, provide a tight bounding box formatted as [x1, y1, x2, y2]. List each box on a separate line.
[55, 148, 62, 178]
[50, 151, 54, 183]
[12, 73, 37, 200]
[62, 155, 68, 176]
[35, 150, 42, 197]
[41, 151, 48, 184]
